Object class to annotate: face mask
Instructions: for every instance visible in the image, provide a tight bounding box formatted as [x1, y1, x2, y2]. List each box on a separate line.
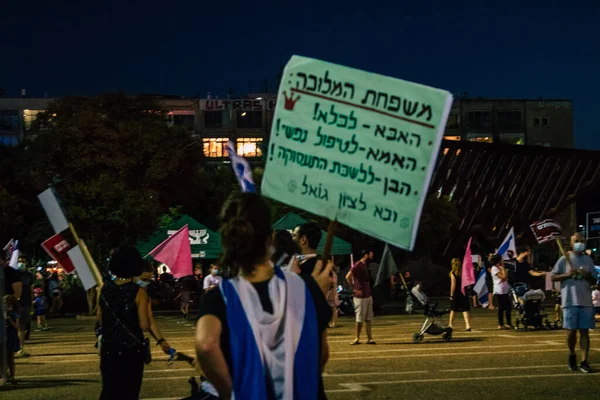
[135, 278, 150, 288]
[573, 242, 586, 253]
[211, 269, 218, 275]
[18, 262, 25, 270]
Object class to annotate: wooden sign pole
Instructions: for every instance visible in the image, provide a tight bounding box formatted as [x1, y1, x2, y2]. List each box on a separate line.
[556, 238, 575, 272]
[321, 220, 338, 265]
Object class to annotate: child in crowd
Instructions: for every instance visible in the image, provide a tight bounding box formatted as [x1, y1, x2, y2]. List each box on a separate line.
[33, 288, 49, 331]
[4, 295, 21, 383]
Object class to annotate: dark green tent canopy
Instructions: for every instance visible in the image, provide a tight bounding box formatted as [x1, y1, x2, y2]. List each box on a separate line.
[137, 215, 221, 259]
[273, 213, 352, 255]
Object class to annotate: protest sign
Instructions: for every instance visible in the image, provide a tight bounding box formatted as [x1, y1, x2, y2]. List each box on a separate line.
[530, 219, 562, 244]
[38, 188, 69, 234]
[41, 230, 77, 274]
[261, 56, 453, 250]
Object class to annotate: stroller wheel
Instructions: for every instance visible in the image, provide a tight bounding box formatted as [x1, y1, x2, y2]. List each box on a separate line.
[443, 332, 452, 342]
[412, 333, 424, 343]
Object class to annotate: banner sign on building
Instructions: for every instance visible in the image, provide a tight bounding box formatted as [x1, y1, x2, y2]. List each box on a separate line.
[200, 99, 277, 111]
[530, 219, 562, 244]
[261, 55, 453, 251]
[586, 211, 600, 240]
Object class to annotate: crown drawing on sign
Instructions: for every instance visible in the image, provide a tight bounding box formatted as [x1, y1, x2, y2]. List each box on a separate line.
[283, 91, 300, 111]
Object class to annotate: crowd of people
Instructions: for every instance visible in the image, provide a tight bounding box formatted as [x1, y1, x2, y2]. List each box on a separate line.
[3, 192, 600, 397]
[1, 256, 65, 383]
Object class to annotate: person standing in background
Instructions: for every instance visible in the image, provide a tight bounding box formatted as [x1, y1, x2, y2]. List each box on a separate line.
[551, 233, 598, 373]
[17, 257, 34, 357]
[490, 254, 512, 329]
[327, 263, 340, 328]
[49, 272, 63, 315]
[203, 265, 222, 293]
[292, 222, 322, 276]
[346, 250, 376, 345]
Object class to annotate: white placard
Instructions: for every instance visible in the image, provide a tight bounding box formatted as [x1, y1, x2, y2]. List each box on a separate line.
[38, 188, 69, 234]
[67, 245, 96, 290]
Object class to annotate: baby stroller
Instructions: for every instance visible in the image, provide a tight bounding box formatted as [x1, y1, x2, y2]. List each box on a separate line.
[411, 284, 452, 343]
[511, 283, 550, 330]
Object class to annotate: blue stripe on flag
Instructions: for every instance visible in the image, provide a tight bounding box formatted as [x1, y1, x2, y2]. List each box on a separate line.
[226, 141, 256, 193]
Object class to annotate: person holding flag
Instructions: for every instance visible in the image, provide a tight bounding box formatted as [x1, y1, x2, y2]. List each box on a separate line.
[448, 258, 472, 331]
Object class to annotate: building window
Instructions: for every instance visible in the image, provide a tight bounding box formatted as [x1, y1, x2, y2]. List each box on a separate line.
[467, 134, 493, 143]
[499, 133, 525, 145]
[534, 118, 540, 126]
[202, 138, 229, 158]
[172, 114, 195, 129]
[0, 110, 20, 131]
[446, 113, 460, 129]
[444, 135, 461, 141]
[0, 135, 19, 146]
[497, 110, 522, 129]
[542, 117, 549, 126]
[467, 111, 491, 129]
[237, 111, 262, 129]
[204, 111, 223, 128]
[23, 110, 43, 130]
[237, 137, 263, 157]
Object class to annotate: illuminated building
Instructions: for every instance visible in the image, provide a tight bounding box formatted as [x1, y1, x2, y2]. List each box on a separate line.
[444, 97, 573, 148]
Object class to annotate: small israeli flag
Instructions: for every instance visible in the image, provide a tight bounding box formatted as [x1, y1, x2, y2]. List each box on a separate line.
[226, 141, 256, 193]
[473, 268, 489, 307]
[8, 239, 20, 270]
[498, 227, 517, 259]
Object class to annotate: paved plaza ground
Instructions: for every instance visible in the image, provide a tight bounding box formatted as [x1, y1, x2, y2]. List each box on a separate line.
[2, 307, 600, 399]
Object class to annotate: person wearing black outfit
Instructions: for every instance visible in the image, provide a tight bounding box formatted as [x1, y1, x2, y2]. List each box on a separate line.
[292, 222, 322, 276]
[448, 258, 472, 331]
[98, 246, 150, 400]
[196, 193, 333, 399]
[514, 249, 547, 289]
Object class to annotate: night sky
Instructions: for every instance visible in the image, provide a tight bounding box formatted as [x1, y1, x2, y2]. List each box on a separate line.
[1, 1, 598, 149]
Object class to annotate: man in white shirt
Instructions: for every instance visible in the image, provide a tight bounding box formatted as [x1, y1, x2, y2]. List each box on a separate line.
[203, 265, 222, 293]
[551, 233, 598, 373]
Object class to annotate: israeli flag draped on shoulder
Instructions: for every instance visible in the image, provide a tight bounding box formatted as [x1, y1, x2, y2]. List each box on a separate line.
[219, 266, 319, 399]
[226, 140, 256, 193]
[497, 227, 517, 259]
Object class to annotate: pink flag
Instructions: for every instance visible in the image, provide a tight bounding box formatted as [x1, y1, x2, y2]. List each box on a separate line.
[148, 225, 192, 279]
[461, 237, 475, 295]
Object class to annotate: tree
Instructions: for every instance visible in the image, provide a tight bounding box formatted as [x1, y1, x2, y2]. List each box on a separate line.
[17, 94, 206, 260]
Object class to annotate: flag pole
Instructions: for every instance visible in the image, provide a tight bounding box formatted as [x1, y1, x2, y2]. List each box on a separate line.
[68, 223, 103, 287]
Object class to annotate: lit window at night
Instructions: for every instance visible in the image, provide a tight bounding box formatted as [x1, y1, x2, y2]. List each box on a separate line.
[23, 109, 44, 130]
[236, 137, 263, 157]
[202, 138, 229, 158]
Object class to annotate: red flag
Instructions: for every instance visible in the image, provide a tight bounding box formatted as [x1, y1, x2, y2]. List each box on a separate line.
[148, 225, 192, 279]
[461, 237, 475, 295]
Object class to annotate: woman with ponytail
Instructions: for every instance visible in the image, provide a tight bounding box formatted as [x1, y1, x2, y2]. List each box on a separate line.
[195, 193, 333, 399]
